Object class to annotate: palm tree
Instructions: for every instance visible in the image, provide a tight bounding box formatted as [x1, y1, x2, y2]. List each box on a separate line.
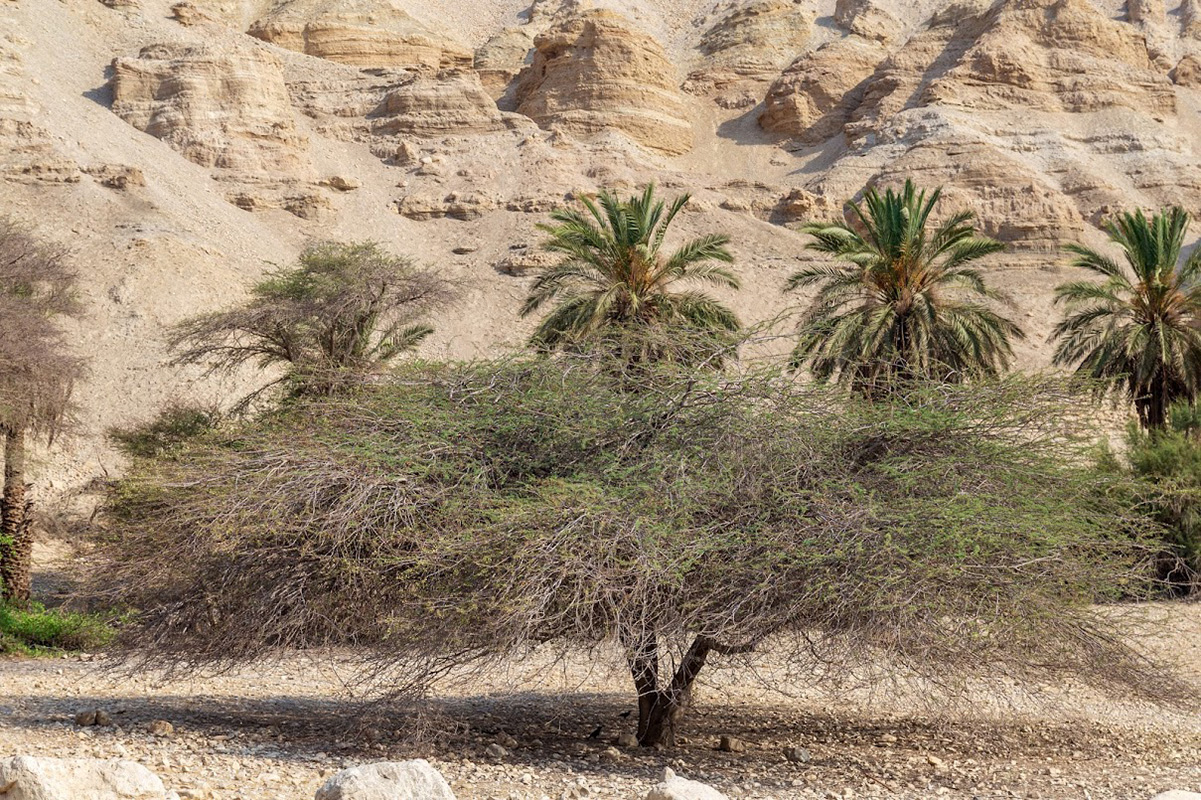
[0, 219, 83, 608]
[521, 186, 741, 364]
[787, 180, 1023, 396]
[1051, 207, 1201, 429]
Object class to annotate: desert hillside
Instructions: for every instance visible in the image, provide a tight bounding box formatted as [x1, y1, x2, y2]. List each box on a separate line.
[4, 0, 1201, 497]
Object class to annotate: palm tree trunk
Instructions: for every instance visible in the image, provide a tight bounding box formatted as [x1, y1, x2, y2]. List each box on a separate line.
[0, 426, 32, 608]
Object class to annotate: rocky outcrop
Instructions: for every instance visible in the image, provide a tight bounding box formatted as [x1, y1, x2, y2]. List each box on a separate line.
[689, 0, 813, 95]
[475, 27, 537, 104]
[1173, 54, 1201, 86]
[759, 38, 884, 142]
[923, 0, 1174, 117]
[1127, 0, 1166, 25]
[834, 0, 904, 43]
[315, 760, 456, 800]
[110, 42, 309, 172]
[0, 756, 177, 800]
[248, 0, 472, 70]
[515, 9, 693, 155]
[373, 70, 504, 136]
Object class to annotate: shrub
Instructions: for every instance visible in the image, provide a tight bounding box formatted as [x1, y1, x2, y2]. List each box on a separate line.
[91, 357, 1185, 745]
[0, 602, 114, 655]
[109, 402, 223, 460]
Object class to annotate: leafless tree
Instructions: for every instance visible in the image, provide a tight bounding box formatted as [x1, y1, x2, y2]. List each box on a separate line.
[0, 219, 84, 608]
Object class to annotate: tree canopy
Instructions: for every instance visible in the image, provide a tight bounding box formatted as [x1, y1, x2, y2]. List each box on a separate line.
[789, 181, 1023, 395]
[1052, 207, 1201, 429]
[93, 356, 1182, 745]
[522, 186, 741, 363]
[169, 241, 454, 408]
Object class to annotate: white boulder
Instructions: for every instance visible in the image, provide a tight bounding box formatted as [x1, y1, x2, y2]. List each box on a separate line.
[1150, 793, 1201, 800]
[314, 760, 456, 800]
[0, 757, 174, 800]
[644, 768, 730, 800]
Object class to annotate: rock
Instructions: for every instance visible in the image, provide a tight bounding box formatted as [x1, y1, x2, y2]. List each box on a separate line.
[319, 176, 361, 191]
[0, 756, 174, 799]
[484, 743, 508, 759]
[84, 164, 146, 190]
[475, 26, 538, 103]
[687, 0, 813, 93]
[614, 732, 639, 748]
[783, 746, 811, 763]
[395, 192, 497, 221]
[759, 38, 884, 142]
[644, 768, 729, 800]
[1150, 794, 1201, 800]
[834, 0, 903, 42]
[497, 248, 558, 276]
[314, 760, 456, 800]
[1172, 55, 1201, 87]
[147, 719, 174, 736]
[110, 42, 309, 173]
[515, 9, 693, 155]
[1185, 0, 1201, 38]
[1127, 0, 1165, 25]
[372, 71, 504, 136]
[248, 0, 472, 70]
[717, 735, 745, 753]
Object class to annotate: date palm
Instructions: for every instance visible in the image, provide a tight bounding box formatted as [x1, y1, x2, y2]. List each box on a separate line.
[787, 180, 1023, 396]
[521, 186, 741, 363]
[1051, 207, 1201, 429]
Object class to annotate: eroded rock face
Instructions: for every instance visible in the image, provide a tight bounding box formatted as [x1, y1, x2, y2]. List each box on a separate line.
[690, 0, 813, 93]
[110, 42, 309, 172]
[248, 0, 472, 70]
[475, 27, 537, 103]
[373, 70, 504, 136]
[834, 0, 904, 42]
[515, 9, 693, 155]
[759, 38, 883, 142]
[925, 0, 1175, 117]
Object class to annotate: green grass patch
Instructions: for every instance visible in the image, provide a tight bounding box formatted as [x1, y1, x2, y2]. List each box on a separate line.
[0, 603, 115, 656]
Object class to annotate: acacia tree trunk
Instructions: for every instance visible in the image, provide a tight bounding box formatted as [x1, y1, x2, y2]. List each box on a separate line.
[0, 426, 32, 609]
[625, 633, 754, 748]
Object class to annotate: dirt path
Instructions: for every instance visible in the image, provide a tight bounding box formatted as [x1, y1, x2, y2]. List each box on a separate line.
[3, 604, 1201, 800]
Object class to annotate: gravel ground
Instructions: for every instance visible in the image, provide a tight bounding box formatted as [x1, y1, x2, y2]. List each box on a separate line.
[1, 605, 1200, 800]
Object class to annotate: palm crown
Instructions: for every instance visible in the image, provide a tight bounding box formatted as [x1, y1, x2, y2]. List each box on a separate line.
[1051, 207, 1201, 429]
[787, 180, 1023, 395]
[521, 186, 741, 361]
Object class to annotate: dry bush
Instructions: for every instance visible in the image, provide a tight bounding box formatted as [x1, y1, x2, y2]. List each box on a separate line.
[91, 356, 1188, 745]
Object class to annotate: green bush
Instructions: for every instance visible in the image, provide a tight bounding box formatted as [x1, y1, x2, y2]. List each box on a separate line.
[0, 602, 115, 655]
[1123, 412, 1201, 594]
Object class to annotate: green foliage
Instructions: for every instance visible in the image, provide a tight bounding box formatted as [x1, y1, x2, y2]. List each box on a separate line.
[522, 185, 741, 363]
[169, 241, 453, 409]
[1052, 207, 1201, 429]
[0, 602, 114, 656]
[93, 358, 1181, 713]
[789, 180, 1023, 395]
[109, 402, 223, 460]
[1122, 410, 1201, 593]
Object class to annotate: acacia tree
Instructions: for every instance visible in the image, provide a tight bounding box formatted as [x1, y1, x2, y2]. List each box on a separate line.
[1051, 207, 1201, 429]
[94, 357, 1184, 746]
[788, 180, 1024, 395]
[170, 241, 454, 408]
[0, 219, 83, 608]
[522, 186, 741, 363]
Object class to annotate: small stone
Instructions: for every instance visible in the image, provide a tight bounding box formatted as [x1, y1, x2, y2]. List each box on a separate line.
[148, 719, 174, 736]
[783, 746, 811, 763]
[717, 735, 745, 753]
[321, 176, 361, 192]
[485, 743, 508, 759]
[926, 754, 944, 767]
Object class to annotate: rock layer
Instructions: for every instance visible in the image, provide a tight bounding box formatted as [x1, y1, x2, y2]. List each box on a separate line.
[110, 42, 309, 172]
[515, 9, 693, 155]
[248, 0, 472, 70]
